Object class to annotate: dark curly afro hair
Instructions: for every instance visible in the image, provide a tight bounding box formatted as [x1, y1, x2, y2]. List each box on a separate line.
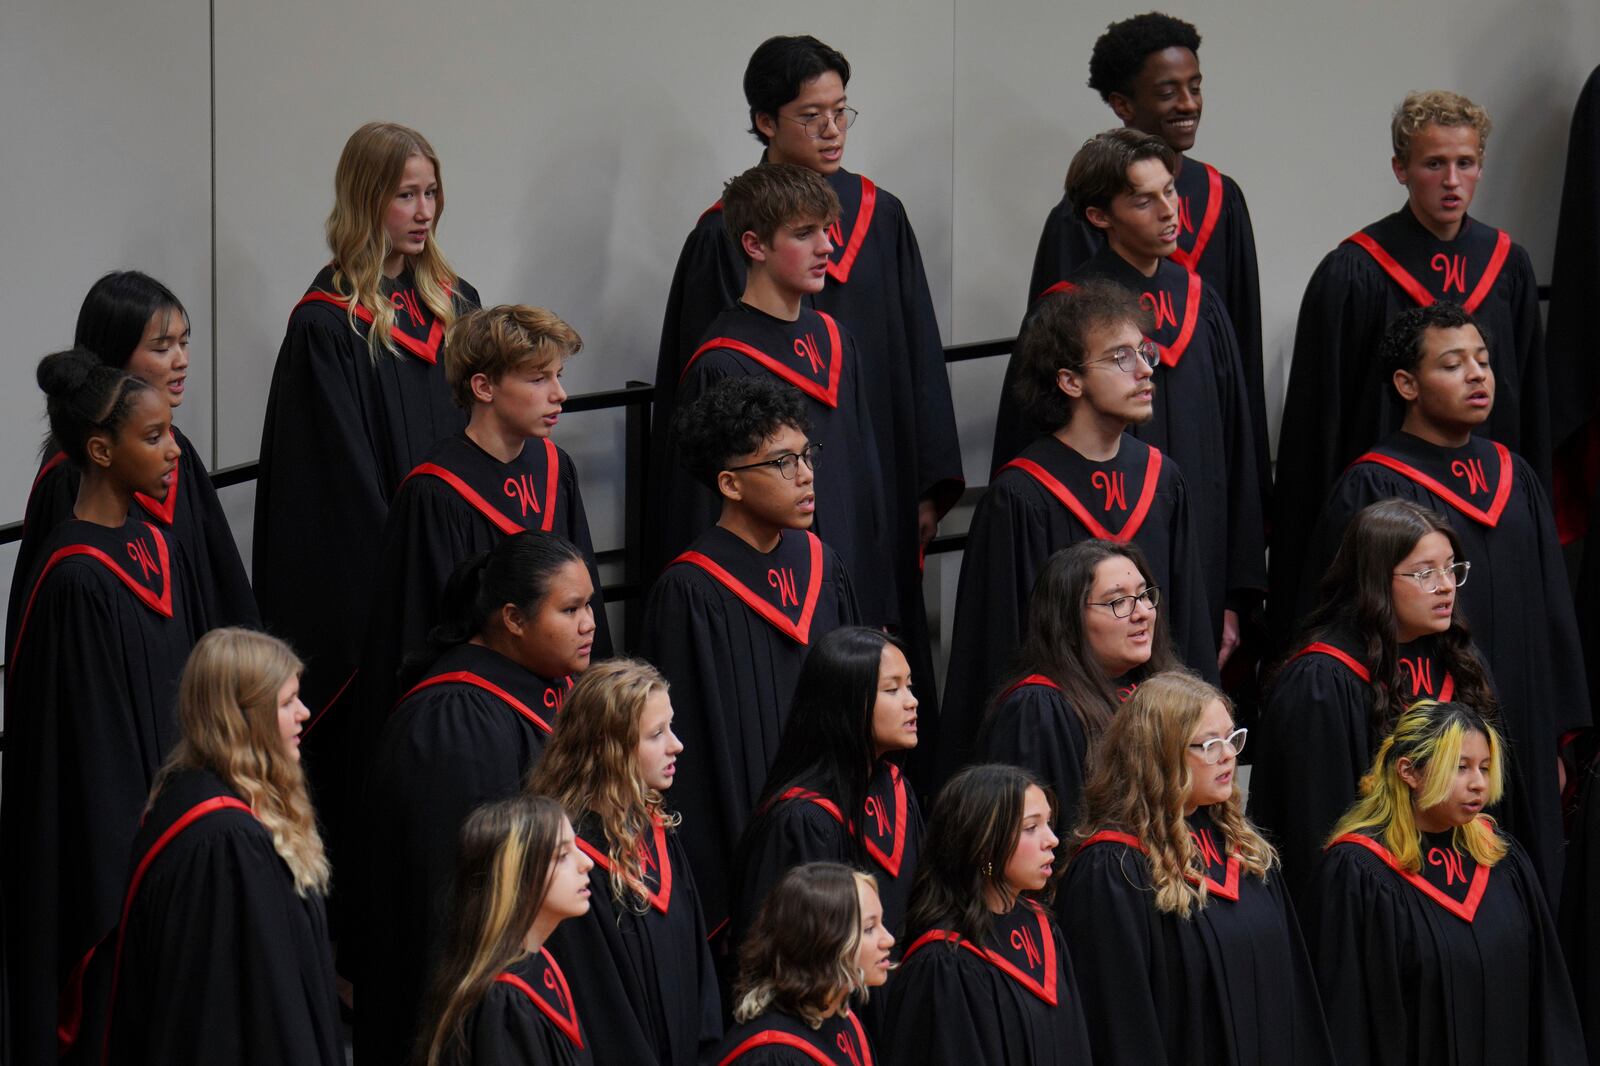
[1087, 12, 1201, 101]
[673, 376, 811, 490]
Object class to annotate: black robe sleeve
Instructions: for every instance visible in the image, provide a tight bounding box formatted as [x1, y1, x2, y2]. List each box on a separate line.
[1216, 176, 1271, 508]
[1199, 287, 1267, 611]
[975, 687, 1092, 831]
[168, 427, 259, 629]
[890, 207, 965, 514]
[1560, 758, 1600, 1063]
[461, 983, 588, 1066]
[883, 943, 1019, 1066]
[1545, 65, 1600, 450]
[733, 800, 852, 945]
[5, 456, 80, 652]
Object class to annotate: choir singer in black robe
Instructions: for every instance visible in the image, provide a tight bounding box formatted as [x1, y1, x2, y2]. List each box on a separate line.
[1561, 753, 1600, 1063]
[3, 351, 203, 1066]
[530, 659, 723, 1065]
[884, 764, 1093, 1066]
[1306, 699, 1586, 1066]
[355, 533, 595, 1066]
[1060, 672, 1335, 1065]
[714, 863, 890, 1066]
[1292, 304, 1589, 896]
[640, 377, 859, 943]
[943, 279, 1214, 783]
[652, 34, 962, 758]
[91, 629, 341, 1065]
[1271, 91, 1550, 644]
[1021, 12, 1269, 498]
[416, 795, 596, 1066]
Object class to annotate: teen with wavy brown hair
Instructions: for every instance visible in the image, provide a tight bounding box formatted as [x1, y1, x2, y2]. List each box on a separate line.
[529, 659, 723, 1065]
[714, 862, 889, 1065]
[1060, 671, 1333, 1065]
[96, 628, 341, 1065]
[1307, 700, 1584, 1065]
[884, 764, 1092, 1065]
[253, 121, 483, 872]
[418, 794, 595, 1066]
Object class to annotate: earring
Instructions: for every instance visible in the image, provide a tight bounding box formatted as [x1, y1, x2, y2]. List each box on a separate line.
[983, 861, 993, 878]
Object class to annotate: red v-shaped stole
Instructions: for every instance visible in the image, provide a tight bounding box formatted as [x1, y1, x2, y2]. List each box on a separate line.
[1001, 447, 1163, 542]
[1351, 443, 1513, 528]
[674, 532, 826, 644]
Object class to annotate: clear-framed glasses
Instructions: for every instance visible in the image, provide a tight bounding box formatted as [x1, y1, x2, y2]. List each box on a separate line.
[726, 442, 822, 481]
[1086, 586, 1161, 618]
[1083, 339, 1160, 374]
[1188, 727, 1248, 765]
[782, 107, 859, 139]
[1393, 560, 1471, 594]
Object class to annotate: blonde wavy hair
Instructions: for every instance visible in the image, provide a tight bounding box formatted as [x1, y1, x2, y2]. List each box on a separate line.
[151, 628, 329, 895]
[1071, 671, 1276, 917]
[526, 659, 680, 911]
[733, 864, 872, 1027]
[325, 121, 459, 357]
[1330, 699, 1507, 871]
[1391, 90, 1492, 162]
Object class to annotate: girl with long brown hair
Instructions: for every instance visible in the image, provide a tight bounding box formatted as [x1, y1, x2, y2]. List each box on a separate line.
[1060, 671, 1334, 1065]
[95, 628, 340, 1065]
[418, 793, 595, 1066]
[528, 658, 722, 1065]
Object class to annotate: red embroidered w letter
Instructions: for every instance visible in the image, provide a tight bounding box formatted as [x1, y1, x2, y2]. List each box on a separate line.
[1451, 458, 1488, 495]
[126, 538, 160, 581]
[768, 567, 799, 608]
[1398, 657, 1436, 696]
[1431, 253, 1468, 294]
[1092, 471, 1127, 511]
[504, 475, 543, 517]
[1141, 290, 1178, 331]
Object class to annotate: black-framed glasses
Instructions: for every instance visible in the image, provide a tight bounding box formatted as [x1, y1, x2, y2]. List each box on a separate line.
[1086, 586, 1160, 618]
[781, 107, 859, 139]
[1188, 727, 1247, 765]
[1083, 339, 1160, 374]
[726, 443, 822, 481]
[1393, 560, 1471, 594]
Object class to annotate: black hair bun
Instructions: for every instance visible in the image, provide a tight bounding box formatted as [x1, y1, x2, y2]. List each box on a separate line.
[36, 347, 104, 398]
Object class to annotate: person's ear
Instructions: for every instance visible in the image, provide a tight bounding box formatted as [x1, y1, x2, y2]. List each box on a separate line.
[1056, 367, 1085, 399]
[717, 469, 744, 502]
[1396, 756, 1424, 791]
[1391, 154, 1408, 186]
[754, 111, 779, 144]
[741, 230, 768, 264]
[1392, 368, 1421, 403]
[84, 431, 114, 471]
[1084, 205, 1113, 233]
[1107, 91, 1136, 125]
[499, 602, 527, 638]
[469, 372, 496, 405]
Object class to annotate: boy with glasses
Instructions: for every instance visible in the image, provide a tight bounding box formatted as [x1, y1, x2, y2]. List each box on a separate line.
[656, 164, 893, 629]
[641, 375, 860, 944]
[1298, 302, 1588, 897]
[993, 129, 1264, 674]
[940, 279, 1216, 784]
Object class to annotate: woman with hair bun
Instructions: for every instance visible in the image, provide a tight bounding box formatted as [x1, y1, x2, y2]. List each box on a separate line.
[2, 348, 200, 1065]
[95, 628, 340, 1065]
[7, 270, 255, 651]
[714, 862, 890, 1065]
[1060, 672, 1334, 1065]
[1307, 699, 1584, 1065]
[884, 763, 1092, 1066]
[356, 531, 595, 1065]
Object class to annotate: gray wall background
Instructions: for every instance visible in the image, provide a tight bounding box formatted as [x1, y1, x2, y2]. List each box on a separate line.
[2, 0, 1595, 652]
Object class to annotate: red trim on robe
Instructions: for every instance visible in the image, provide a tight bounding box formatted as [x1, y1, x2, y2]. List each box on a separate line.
[997, 673, 1062, 703]
[574, 817, 674, 914]
[1075, 828, 1241, 900]
[1345, 229, 1512, 315]
[12, 524, 174, 669]
[1169, 162, 1224, 272]
[672, 532, 825, 645]
[717, 1012, 874, 1066]
[683, 312, 844, 408]
[1350, 443, 1514, 528]
[401, 438, 561, 534]
[901, 905, 1059, 1005]
[496, 950, 584, 1049]
[999, 447, 1163, 542]
[862, 763, 909, 877]
[1328, 830, 1492, 922]
[293, 289, 446, 364]
[826, 177, 877, 285]
[396, 670, 570, 733]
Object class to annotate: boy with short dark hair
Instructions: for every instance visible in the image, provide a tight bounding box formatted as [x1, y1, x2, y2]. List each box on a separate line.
[940, 278, 1214, 783]
[642, 374, 860, 938]
[1298, 302, 1588, 898]
[655, 163, 892, 627]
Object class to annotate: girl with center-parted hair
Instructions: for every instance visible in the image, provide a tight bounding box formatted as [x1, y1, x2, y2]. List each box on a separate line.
[1060, 671, 1335, 1066]
[529, 658, 723, 1065]
[92, 628, 341, 1065]
[733, 627, 925, 947]
[1, 348, 202, 1066]
[253, 120, 483, 857]
[714, 862, 893, 1065]
[978, 538, 1179, 832]
[883, 764, 1093, 1066]
[6, 271, 256, 651]
[1249, 498, 1497, 902]
[1305, 699, 1585, 1066]
[355, 531, 595, 1066]
[417, 794, 596, 1066]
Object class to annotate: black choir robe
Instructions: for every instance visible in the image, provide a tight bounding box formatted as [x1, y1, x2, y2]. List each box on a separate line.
[940, 433, 1215, 784]
[993, 249, 1265, 631]
[93, 768, 342, 1066]
[457, 949, 594, 1066]
[1248, 627, 1466, 903]
[1024, 156, 1270, 499]
[1, 516, 200, 1066]
[977, 673, 1139, 833]
[1308, 825, 1585, 1066]
[1545, 65, 1600, 456]
[6, 425, 256, 649]
[654, 166, 964, 766]
[353, 643, 571, 1066]
[353, 430, 607, 761]
[733, 760, 924, 947]
[1271, 206, 1550, 643]
[1559, 757, 1600, 1062]
[1295, 431, 1590, 895]
[546, 812, 722, 1066]
[1060, 809, 1336, 1066]
[638, 525, 859, 935]
[253, 264, 479, 857]
[655, 303, 893, 626]
[884, 899, 1094, 1066]
[713, 1008, 875, 1066]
